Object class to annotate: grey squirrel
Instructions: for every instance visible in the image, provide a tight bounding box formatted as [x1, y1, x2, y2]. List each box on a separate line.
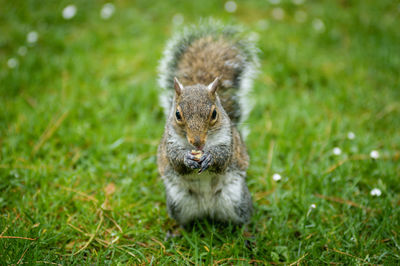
[157, 20, 259, 227]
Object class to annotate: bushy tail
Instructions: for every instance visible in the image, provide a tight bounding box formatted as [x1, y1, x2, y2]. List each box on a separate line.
[158, 19, 259, 126]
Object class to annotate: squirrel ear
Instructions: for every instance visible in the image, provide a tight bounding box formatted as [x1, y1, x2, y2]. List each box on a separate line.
[207, 77, 220, 95]
[174, 77, 183, 96]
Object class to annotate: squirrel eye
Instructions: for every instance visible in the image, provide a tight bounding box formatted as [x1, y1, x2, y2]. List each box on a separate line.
[211, 109, 217, 120]
[175, 110, 182, 121]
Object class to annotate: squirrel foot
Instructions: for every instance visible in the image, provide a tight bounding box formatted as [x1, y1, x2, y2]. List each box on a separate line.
[164, 227, 183, 241]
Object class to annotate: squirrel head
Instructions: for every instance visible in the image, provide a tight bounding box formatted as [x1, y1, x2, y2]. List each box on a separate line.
[172, 77, 222, 150]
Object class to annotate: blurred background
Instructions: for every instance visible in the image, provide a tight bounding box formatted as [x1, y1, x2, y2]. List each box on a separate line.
[1, 0, 399, 264]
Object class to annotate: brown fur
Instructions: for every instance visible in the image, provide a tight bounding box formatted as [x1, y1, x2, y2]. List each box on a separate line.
[176, 37, 244, 123]
[157, 135, 168, 176]
[174, 84, 222, 149]
[158, 82, 249, 175]
[231, 127, 249, 171]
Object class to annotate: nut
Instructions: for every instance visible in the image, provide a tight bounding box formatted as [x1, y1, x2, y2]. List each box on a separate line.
[191, 150, 203, 161]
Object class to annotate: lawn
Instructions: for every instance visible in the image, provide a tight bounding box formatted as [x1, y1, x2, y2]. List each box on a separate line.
[1, 0, 399, 264]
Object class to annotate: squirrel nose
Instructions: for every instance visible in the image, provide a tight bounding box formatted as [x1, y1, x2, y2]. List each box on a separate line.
[189, 136, 204, 150]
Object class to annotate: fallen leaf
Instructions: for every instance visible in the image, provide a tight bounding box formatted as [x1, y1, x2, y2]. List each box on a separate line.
[104, 183, 116, 196]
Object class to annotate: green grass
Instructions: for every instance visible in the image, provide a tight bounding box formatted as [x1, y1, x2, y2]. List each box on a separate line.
[1, 0, 399, 264]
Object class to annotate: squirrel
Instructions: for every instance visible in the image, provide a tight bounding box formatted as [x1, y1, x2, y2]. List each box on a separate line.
[157, 20, 259, 227]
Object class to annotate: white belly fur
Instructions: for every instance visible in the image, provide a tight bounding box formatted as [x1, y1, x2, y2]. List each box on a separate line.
[166, 170, 244, 224]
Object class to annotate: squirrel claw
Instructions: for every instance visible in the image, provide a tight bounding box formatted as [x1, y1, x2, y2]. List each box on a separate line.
[184, 152, 200, 169]
[198, 153, 212, 173]
[186, 160, 200, 169]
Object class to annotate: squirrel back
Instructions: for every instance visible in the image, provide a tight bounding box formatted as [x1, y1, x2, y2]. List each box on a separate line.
[158, 19, 259, 125]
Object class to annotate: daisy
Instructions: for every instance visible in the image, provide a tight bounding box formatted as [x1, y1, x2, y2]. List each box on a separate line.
[100, 3, 115, 20]
[224, 1, 237, 13]
[332, 147, 342, 155]
[272, 173, 282, 181]
[370, 150, 379, 159]
[62, 5, 77, 20]
[370, 188, 381, 196]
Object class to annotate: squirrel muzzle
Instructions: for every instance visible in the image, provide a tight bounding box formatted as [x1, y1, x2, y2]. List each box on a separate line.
[187, 132, 207, 150]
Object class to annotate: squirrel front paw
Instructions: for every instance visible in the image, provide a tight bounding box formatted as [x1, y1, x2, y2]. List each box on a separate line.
[198, 152, 212, 173]
[184, 152, 201, 170]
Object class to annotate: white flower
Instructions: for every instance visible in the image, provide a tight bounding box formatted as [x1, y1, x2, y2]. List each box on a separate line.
[62, 5, 77, 20]
[292, 0, 304, 5]
[7, 58, 18, 69]
[100, 3, 115, 19]
[306, 203, 316, 217]
[172, 13, 184, 26]
[312, 18, 325, 32]
[121, 178, 132, 185]
[332, 147, 342, 155]
[294, 10, 307, 23]
[347, 132, 355, 140]
[257, 19, 269, 30]
[272, 173, 282, 181]
[370, 150, 379, 159]
[370, 188, 382, 197]
[224, 1, 237, 13]
[248, 32, 260, 42]
[18, 46, 27, 56]
[272, 7, 285, 20]
[27, 31, 38, 43]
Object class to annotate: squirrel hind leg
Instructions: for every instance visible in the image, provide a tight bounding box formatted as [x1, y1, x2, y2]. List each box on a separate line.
[233, 184, 253, 225]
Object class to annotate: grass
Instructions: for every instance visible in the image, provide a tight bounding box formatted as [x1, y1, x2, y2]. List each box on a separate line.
[1, 0, 399, 264]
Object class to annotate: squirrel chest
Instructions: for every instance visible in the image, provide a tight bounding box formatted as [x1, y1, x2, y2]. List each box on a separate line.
[167, 170, 245, 224]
